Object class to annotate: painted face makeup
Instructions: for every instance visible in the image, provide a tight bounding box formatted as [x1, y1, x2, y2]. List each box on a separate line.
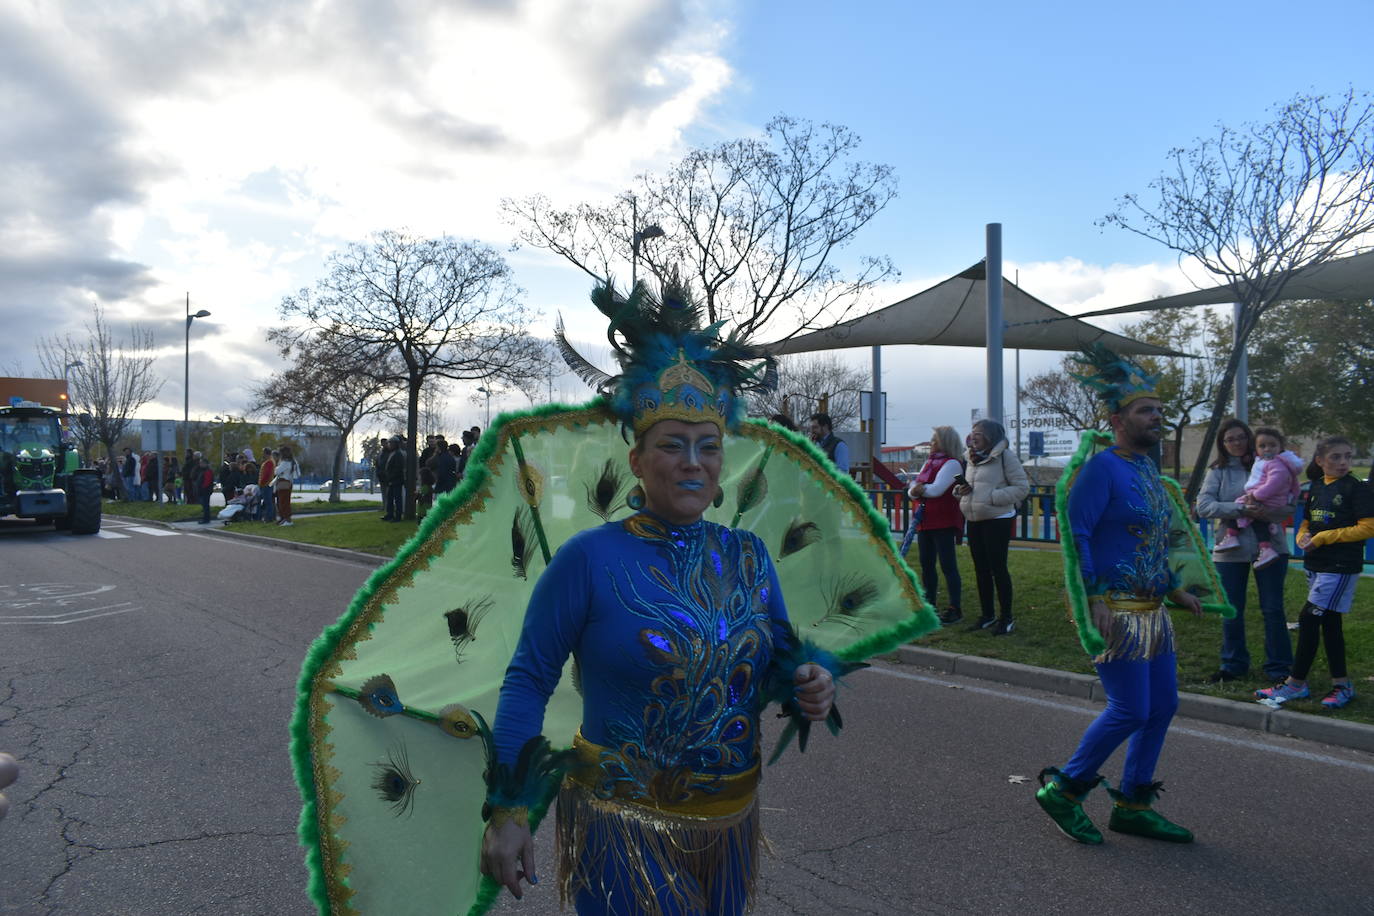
[628, 420, 724, 525]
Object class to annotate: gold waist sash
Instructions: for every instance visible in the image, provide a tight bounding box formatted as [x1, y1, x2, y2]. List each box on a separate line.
[568, 732, 759, 819]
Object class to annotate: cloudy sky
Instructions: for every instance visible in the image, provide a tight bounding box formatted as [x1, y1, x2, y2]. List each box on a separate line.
[2, 0, 1369, 450]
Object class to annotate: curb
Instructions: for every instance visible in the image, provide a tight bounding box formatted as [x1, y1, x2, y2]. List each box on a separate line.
[890, 645, 1374, 755]
[105, 513, 387, 568]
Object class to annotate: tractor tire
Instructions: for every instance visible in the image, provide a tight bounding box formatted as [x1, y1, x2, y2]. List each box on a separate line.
[69, 473, 102, 535]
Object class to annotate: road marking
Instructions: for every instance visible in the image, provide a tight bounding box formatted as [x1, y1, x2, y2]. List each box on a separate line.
[123, 526, 181, 537]
[0, 601, 141, 625]
[95, 530, 132, 539]
[866, 664, 1374, 774]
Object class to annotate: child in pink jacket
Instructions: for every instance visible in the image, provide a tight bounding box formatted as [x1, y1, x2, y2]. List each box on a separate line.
[1216, 427, 1304, 568]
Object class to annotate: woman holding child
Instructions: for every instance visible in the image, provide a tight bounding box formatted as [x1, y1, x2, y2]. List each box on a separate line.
[1196, 419, 1295, 684]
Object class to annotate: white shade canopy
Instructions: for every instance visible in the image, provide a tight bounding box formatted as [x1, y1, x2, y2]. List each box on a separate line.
[765, 261, 1184, 357]
[1072, 248, 1374, 319]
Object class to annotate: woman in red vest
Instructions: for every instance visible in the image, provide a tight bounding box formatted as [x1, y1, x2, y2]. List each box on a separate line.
[907, 425, 966, 625]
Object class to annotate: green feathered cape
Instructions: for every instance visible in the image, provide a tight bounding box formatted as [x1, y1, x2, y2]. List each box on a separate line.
[290, 398, 938, 915]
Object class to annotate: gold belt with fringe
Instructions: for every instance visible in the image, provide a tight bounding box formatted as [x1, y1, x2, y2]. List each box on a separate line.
[1103, 595, 1164, 613]
[568, 732, 759, 819]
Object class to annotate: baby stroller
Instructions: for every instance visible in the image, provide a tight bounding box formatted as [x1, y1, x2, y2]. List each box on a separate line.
[218, 483, 261, 523]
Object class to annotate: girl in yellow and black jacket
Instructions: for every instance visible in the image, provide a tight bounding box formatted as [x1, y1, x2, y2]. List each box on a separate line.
[1255, 436, 1374, 710]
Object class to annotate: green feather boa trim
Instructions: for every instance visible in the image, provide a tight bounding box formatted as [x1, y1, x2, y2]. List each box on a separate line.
[1057, 430, 1111, 656]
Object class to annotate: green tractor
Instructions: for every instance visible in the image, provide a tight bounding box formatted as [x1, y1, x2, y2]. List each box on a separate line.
[0, 403, 101, 534]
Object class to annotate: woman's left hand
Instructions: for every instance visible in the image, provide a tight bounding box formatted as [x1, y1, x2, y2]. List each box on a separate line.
[792, 664, 835, 721]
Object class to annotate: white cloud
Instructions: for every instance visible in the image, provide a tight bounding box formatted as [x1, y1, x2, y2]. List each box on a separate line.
[0, 0, 736, 421]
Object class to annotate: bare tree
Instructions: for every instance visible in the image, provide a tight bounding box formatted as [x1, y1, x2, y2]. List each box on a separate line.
[746, 353, 867, 430]
[254, 328, 403, 502]
[277, 230, 543, 517]
[38, 303, 162, 483]
[1019, 356, 1107, 434]
[1102, 87, 1374, 499]
[505, 115, 899, 341]
[1120, 309, 1233, 478]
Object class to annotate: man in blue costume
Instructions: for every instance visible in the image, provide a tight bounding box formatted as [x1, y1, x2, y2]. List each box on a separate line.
[1035, 351, 1202, 845]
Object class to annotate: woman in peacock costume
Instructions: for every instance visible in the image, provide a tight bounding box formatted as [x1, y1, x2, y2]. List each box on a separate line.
[1035, 344, 1234, 846]
[290, 279, 939, 915]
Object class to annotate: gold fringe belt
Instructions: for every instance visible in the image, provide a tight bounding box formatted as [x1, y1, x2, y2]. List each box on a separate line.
[1096, 598, 1174, 663]
[558, 734, 762, 914]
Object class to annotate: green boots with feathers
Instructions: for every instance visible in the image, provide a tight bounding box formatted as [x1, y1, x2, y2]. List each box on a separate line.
[1036, 769, 1193, 845]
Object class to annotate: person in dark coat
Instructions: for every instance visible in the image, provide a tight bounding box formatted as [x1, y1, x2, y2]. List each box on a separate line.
[432, 436, 459, 495]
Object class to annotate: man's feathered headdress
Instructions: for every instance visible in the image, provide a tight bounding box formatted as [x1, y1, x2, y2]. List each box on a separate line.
[555, 277, 777, 438]
[1070, 343, 1160, 414]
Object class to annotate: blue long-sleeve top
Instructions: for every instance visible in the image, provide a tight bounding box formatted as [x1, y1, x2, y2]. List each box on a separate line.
[492, 512, 790, 798]
[1068, 447, 1175, 601]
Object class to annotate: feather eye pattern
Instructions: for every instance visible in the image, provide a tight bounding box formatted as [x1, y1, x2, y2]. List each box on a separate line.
[517, 460, 545, 508]
[735, 461, 769, 516]
[511, 508, 535, 579]
[779, 518, 821, 558]
[585, 459, 626, 522]
[358, 673, 403, 718]
[371, 743, 420, 817]
[816, 575, 880, 629]
[444, 596, 494, 662]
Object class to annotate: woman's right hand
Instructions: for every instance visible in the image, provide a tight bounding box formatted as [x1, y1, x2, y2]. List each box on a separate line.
[952, 483, 971, 498]
[480, 817, 537, 899]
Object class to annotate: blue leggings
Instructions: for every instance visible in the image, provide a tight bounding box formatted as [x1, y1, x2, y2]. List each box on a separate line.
[1063, 651, 1179, 797]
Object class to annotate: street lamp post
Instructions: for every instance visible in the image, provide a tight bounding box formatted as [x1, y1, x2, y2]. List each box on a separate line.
[630, 196, 664, 289]
[476, 387, 492, 427]
[631, 224, 665, 289]
[184, 293, 212, 458]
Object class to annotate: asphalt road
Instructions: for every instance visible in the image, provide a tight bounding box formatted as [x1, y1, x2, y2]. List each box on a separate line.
[3, 517, 1373, 915]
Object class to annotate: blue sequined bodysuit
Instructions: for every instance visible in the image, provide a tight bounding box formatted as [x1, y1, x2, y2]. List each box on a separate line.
[1069, 447, 1175, 604]
[492, 512, 789, 795]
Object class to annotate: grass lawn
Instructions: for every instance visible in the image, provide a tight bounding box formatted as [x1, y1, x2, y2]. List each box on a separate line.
[104, 498, 382, 523]
[225, 511, 417, 556]
[234, 505, 1374, 727]
[908, 546, 1374, 726]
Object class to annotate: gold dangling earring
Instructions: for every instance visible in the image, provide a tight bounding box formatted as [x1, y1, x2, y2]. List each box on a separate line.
[627, 483, 646, 511]
[712, 486, 724, 509]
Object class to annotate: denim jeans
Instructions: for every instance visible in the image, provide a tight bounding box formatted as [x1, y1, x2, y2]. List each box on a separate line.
[1217, 560, 1293, 680]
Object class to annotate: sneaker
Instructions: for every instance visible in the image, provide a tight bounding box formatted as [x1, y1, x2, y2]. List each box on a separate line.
[968, 616, 997, 632]
[938, 608, 964, 626]
[279, 520, 293, 527]
[1321, 684, 1355, 709]
[1254, 681, 1310, 704]
[992, 618, 1015, 636]
[1287, 621, 1300, 631]
[1253, 544, 1280, 569]
[1207, 669, 1241, 684]
[1215, 532, 1241, 551]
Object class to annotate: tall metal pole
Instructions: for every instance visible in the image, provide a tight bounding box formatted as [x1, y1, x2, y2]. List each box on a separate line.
[1015, 348, 1022, 457]
[1232, 301, 1248, 421]
[870, 345, 882, 471]
[986, 223, 1004, 422]
[183, 293, 190, 459]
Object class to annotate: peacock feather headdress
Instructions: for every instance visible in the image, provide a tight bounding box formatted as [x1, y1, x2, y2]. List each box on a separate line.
[555, 276, 778, 438]
[1070, 343, 1160, 413]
